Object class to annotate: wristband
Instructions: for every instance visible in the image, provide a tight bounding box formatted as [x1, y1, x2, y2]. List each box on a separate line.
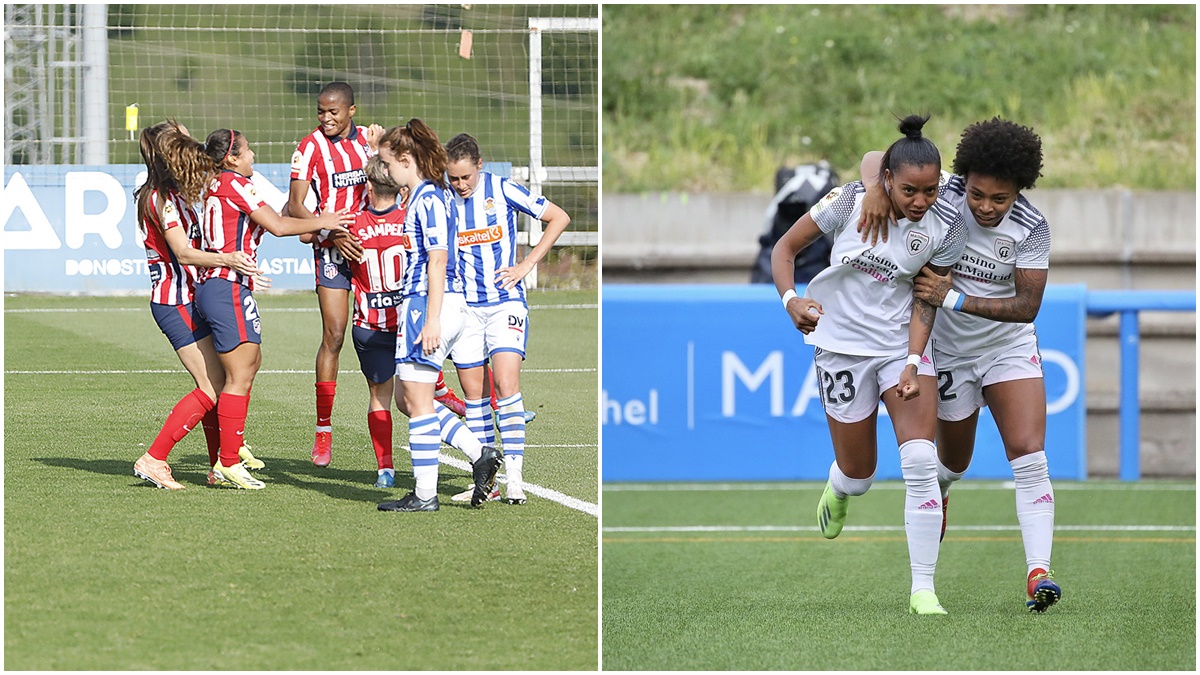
[906, 353, 922, 368]
[781, 289, 798, 308]
[942, 288, 965, 311]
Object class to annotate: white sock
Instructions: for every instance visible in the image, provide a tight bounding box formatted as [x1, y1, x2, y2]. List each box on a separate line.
[936, 457, 965, 500]
[434, 400, 482, 463]
[829, 460, 873, 498]
[409, 413, 440, 500]
[465, 398, 495, 446]
[505, 452, 524, 494]
[1011, 451, 1054, 574]
[900, 439, 942, 595]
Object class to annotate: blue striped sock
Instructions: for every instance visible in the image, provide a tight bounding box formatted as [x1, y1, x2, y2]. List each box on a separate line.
[496, 393, 526, 462]
[434, 400, 482, 463]
[465, 398, 495, 446]
[409, 413, 441, 500]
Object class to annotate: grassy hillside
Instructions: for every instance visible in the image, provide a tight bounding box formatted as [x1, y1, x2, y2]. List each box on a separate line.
[603, 4, 1195, 192]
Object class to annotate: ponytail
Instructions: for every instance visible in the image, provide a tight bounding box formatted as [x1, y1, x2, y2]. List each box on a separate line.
[878, 113, 940, 184]
[380, 118, 448, 190]
[134, 121, 177, 236]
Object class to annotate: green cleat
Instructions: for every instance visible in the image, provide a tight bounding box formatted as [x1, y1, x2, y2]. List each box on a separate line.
[816, 481, 849, 539]
[909, 590, 948, 615]
[213, 461, 265, 490]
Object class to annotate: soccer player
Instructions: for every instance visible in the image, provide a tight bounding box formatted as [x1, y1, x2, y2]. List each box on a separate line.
[443, 133, 572, 504]
[192, 129, 353, 489]
[771, 114, 967, 615]
[856, 117, 1060, 613]
[288, 81, 467, 469]
[133, 120, 262, 490]
[375, 119, 502, 512]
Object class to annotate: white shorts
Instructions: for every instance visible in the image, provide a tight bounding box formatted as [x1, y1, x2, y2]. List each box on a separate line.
[452, 300, 529, 368]
[932, 333, 1045, 422]
[395, 292, 467, 384]
[812, 344, 936, 424]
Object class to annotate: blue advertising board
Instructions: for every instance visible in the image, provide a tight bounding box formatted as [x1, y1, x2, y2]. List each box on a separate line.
[3, 162, 509, 293]
[602, 284, 1087, 482]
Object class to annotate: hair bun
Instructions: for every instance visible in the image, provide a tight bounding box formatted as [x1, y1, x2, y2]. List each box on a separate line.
[898, 113, 931, 140]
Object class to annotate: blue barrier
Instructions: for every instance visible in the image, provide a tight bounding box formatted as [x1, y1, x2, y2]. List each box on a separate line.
[602, 284, 1088, 482]
[1086, 290, 1196, 481]
[3, 162, 511, 293]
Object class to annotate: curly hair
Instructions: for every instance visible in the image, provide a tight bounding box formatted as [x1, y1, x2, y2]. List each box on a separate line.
[158, 127, 219, 204]
[952, 117, 1043, 191]
[133, 121, 179, 236]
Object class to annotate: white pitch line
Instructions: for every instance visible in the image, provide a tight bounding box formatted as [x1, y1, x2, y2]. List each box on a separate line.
[435, 451, 598, 517]
[604, 524, 1195, 533]
[603, 482, 1197, 492]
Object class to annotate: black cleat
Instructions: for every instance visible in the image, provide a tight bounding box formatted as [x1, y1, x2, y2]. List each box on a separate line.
[471, 446, 503, 506]
[378, 491, 439, 512]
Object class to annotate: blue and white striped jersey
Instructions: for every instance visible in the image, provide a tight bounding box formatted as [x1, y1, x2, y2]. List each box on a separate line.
[402, 180, 463, 297]
[453, 172, 548, 306]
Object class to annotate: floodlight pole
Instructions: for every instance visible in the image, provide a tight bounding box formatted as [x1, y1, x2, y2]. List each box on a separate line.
[81, 3, 109, 165]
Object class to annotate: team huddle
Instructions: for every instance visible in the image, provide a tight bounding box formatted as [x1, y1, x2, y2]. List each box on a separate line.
[772, 114, 1060, 615]
[132, 82, 571, 512]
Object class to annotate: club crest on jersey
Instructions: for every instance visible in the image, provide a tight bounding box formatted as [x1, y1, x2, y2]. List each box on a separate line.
[810, 185, 842, 217]
[323, 262, 340, 280]
[905, 230, 930, 256]
[995, 237, 1015, 262]
[484, 198, 497, 215]
[458, 225, 503, 247]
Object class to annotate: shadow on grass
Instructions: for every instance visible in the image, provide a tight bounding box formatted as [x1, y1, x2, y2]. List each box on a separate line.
[31, 452, 481, 507]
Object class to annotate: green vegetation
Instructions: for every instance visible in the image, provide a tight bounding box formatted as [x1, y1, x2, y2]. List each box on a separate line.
[603, 5, 1195, 192]
[603, 481, 1196, 670]
[5, 291, 597, 670]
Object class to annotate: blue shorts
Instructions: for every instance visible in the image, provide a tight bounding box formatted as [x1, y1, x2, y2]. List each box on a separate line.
[352, 325, 398, 384]
[193, 277, 262, 353]
[314, 244, 352, 290]
[150, 301, 211, 351]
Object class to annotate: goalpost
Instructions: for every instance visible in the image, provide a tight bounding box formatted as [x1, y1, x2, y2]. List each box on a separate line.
[3, 4, 598, 288]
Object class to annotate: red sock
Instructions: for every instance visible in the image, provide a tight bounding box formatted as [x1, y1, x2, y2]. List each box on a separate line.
[201, 406, 220, 467]
[434, 371, 448, 398]
[315, 381, 336, 429]
[367, 409, 393, 470]
[148, 388, 215, 461]
[217, 392, 250, 466]
[487, 364, 498, 410]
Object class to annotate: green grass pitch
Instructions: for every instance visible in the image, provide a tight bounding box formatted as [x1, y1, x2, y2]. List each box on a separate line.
[4, 290, 597, 670]
[602, 481, 1196, 670]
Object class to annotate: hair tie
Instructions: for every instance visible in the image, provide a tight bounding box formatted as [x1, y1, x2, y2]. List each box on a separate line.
[223, 130, 235, 164]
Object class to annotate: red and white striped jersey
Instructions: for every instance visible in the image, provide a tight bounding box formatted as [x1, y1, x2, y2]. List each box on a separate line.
[289, 125, 374, 216]
[348, 203, 409, 332]
[201, 170, 268, 289]
[143, 188, 203, 305]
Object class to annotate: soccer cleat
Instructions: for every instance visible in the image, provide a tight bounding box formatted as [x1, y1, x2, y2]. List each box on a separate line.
[940, 493, 949, 542]
[212, 461, 265, 490]
[238, 444, 265, 470]
[378, 491, 439, 512]
[471, 445, 503, 506]
[451, 486, 499, 502]
[909, 590, 948, 615]
[435, 389, 467, 417]
[133, 453, 186, 490]
[206, 469, 229, 487]
[816, 481, 849, 539]
[1026, 568, 1062, 613]
[523, 409, 537, 424]
[311, 431, 332, 467]
[504, 487, 527, 505]
[374, 471, 395, 489]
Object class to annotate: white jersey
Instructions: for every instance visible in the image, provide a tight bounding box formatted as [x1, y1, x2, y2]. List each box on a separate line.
[453, 171, 548, 307]
[932, 173, 1051, 356]
[803, 180, 968, 356]
[401, 180, 463, 297]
